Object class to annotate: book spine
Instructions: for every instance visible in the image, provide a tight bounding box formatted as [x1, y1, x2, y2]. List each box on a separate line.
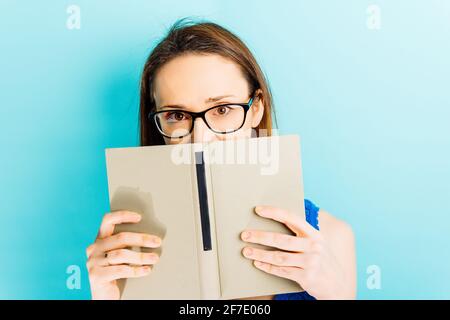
[192, 150, 221, 299]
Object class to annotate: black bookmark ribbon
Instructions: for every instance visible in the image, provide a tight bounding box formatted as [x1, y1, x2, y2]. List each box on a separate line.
[195, 151, 212, 251]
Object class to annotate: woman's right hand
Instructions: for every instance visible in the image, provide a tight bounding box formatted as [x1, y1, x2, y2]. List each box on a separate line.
[86, 210, 162, 300]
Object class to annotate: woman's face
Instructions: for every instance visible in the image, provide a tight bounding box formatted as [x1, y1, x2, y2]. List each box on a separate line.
[152, 53, 265, 145]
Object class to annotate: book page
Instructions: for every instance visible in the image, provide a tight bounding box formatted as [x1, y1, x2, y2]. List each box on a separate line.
[207, 135, 306, 300]
[105, 145, 202, 299]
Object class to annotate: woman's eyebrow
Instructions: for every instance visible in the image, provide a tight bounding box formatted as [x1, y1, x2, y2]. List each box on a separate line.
[159, 104, 185, 110]
[205, 94, 235, 103]
[159, 94, 236, 110]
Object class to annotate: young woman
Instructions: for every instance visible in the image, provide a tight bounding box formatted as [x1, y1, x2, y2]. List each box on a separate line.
[86, 19, 357, 300]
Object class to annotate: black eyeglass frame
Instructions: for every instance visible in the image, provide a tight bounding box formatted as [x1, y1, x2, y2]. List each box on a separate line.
[148, 91, 258, 139]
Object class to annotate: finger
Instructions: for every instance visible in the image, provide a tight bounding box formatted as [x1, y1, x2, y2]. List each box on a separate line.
[86, 255, 109, 270]
[240, 230, 310, 252]
[86, 244, 95, 258]
[91, 265, 152, 283]
[242, 247, 306, 268]
[97, 211, 142, 239]
[253, 260, 304, 284]
[94, 232, 162, 254]
[105, 249, 159, 266]
[254, 206, 319, 238]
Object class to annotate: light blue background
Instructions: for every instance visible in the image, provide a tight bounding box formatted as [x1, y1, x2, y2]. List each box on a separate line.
[1, 0, 449, 299]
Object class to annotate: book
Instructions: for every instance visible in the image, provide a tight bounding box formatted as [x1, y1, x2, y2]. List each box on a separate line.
[105, 134, 306, 300]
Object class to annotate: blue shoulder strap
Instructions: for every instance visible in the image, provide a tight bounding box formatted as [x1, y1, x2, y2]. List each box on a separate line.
[304, 199, 320, 231]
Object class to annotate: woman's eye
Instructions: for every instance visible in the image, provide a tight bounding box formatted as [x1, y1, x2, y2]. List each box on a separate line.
[215, 106, 230, 115]
[166, 111, 187, 121]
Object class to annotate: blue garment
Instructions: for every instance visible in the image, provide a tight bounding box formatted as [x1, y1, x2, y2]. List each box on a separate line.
[273, 199, 320, 300]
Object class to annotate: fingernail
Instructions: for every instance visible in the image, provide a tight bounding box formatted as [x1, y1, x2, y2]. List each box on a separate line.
[243, 247, 253, 257]
[254, 260, 263, 267]
[143, 266, 152, 272]
[153, 237, 161, 245]
[255, 206, 266, 215]
[241, 231, 251, 240]
[151, 254, 159, 262]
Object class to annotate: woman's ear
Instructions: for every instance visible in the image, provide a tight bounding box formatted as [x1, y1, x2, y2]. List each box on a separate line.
[250, 90, 265, 128]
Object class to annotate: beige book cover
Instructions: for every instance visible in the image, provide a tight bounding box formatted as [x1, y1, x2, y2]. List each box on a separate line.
[105, 134, 306, 300]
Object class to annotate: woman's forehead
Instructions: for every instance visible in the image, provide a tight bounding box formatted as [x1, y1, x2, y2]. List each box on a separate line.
[153, 53, 250, 108]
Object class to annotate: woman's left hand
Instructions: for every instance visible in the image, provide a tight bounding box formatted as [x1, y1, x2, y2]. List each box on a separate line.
[241, 205, 349, 300]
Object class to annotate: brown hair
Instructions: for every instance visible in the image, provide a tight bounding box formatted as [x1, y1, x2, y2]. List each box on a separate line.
[139, 18, 277, 146]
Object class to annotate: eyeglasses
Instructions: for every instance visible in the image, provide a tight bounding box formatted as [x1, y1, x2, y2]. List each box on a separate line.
[149, 92, 257, 139]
